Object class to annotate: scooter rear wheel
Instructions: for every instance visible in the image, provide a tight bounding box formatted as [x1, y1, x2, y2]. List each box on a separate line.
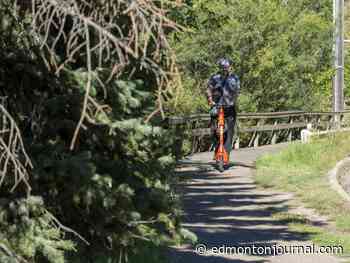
[218, 160, 225, 173]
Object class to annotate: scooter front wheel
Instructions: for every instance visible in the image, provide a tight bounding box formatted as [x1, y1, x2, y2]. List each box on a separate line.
[218, 159, 225, 173]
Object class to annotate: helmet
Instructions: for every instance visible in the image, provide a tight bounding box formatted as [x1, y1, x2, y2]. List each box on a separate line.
[217, 58, 231, 70]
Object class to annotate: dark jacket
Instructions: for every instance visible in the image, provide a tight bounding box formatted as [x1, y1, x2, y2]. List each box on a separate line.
[207, 73, 240, 106]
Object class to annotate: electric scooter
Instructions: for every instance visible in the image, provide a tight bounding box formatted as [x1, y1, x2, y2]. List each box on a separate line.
[212, 103, 229, 172]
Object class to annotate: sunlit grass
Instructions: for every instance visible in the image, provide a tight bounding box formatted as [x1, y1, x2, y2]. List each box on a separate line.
[256, 132, 350, 255]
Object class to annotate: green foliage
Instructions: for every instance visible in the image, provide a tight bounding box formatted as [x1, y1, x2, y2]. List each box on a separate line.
[24, 71, 185, 261]
[171, 0, 333, 114]
[166, 77, 208, 114]
[0, 1, 187, 262]
[0, 0, 339, 261]
[0, 197, 75, 263]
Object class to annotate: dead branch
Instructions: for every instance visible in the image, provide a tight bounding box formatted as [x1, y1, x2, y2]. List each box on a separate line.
[45, 210, 90, 245]
[70, 20, 92, 150]
[29, 0, 179, 77]
[0, 104, 32, 195]
[16, 0, 182, 149]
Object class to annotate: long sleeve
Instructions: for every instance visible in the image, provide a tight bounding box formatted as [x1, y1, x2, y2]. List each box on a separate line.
[206, 78, 215, 105]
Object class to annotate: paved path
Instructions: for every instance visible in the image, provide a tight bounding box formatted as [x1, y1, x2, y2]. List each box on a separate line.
[168, 144, 341, 263]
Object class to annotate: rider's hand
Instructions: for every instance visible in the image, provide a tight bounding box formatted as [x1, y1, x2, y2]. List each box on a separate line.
[209, 100, 215, 107]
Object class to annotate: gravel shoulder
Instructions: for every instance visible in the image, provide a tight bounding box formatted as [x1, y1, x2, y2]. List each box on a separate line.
[338, 160, 350, 197]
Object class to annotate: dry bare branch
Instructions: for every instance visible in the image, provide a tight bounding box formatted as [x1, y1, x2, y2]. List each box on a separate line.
[16, 0, 182, 149]
[0, 104, 32, 195]
[28, 0, 180, 77]
[70, 19, 92, 150]
[45, 210, 90, 245]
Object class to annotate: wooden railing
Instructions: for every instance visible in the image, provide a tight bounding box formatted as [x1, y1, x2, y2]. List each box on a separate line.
[168, 110, 350, 155]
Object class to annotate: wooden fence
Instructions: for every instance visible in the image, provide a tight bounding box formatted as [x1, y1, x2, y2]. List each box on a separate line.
[168, 110, 350, 155]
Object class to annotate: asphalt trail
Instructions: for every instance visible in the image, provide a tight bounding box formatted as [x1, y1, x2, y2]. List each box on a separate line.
[168, 144, 341, 263]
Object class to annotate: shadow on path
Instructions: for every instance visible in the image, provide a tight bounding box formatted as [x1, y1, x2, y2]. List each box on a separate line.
[168, 145, 325, 263]
[178, 168, 311, 245]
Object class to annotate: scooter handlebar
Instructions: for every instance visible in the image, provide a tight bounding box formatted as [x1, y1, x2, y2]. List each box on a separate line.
[212, 103, 233, 108]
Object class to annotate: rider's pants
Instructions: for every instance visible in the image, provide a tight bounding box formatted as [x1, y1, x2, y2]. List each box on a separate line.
[211, 106, 236, 158]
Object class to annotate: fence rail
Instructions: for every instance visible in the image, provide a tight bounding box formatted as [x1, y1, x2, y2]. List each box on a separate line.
[168, 110, 350, 155]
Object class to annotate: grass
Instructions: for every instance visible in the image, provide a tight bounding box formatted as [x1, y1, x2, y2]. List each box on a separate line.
[255, 132, 350, 256]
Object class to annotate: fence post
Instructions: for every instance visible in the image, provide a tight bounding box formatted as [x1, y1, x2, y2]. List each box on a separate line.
[328, 114, 333, 130]
[271, 120, 278, 145]
[234, 137, 240, 149]
[254, 119, 262, 147]
[288, 117, 294, 141]
[248, 132, 255, 147]
[172, 121, 185, 161]
[317, 114, 321, 129]
[191, 120, 199, 154]
[334, 113, 342, 129]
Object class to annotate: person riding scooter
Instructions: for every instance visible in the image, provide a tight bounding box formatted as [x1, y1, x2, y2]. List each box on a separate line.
[206, 58, 240, 167]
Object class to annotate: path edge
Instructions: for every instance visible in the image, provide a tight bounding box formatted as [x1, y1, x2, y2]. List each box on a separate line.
[329, 157, 350, 202]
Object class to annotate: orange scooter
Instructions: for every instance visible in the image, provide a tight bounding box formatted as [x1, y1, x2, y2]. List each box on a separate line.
[213, 103, 229, 172]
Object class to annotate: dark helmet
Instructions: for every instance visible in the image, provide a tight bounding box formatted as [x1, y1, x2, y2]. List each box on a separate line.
[217, 58, 232, 70]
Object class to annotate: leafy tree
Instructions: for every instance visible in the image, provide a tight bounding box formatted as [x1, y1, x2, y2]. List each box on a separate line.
[171, 0, 334, 113]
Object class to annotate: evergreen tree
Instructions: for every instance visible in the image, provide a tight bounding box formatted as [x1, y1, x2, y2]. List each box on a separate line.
[0, 0, 190, 262]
